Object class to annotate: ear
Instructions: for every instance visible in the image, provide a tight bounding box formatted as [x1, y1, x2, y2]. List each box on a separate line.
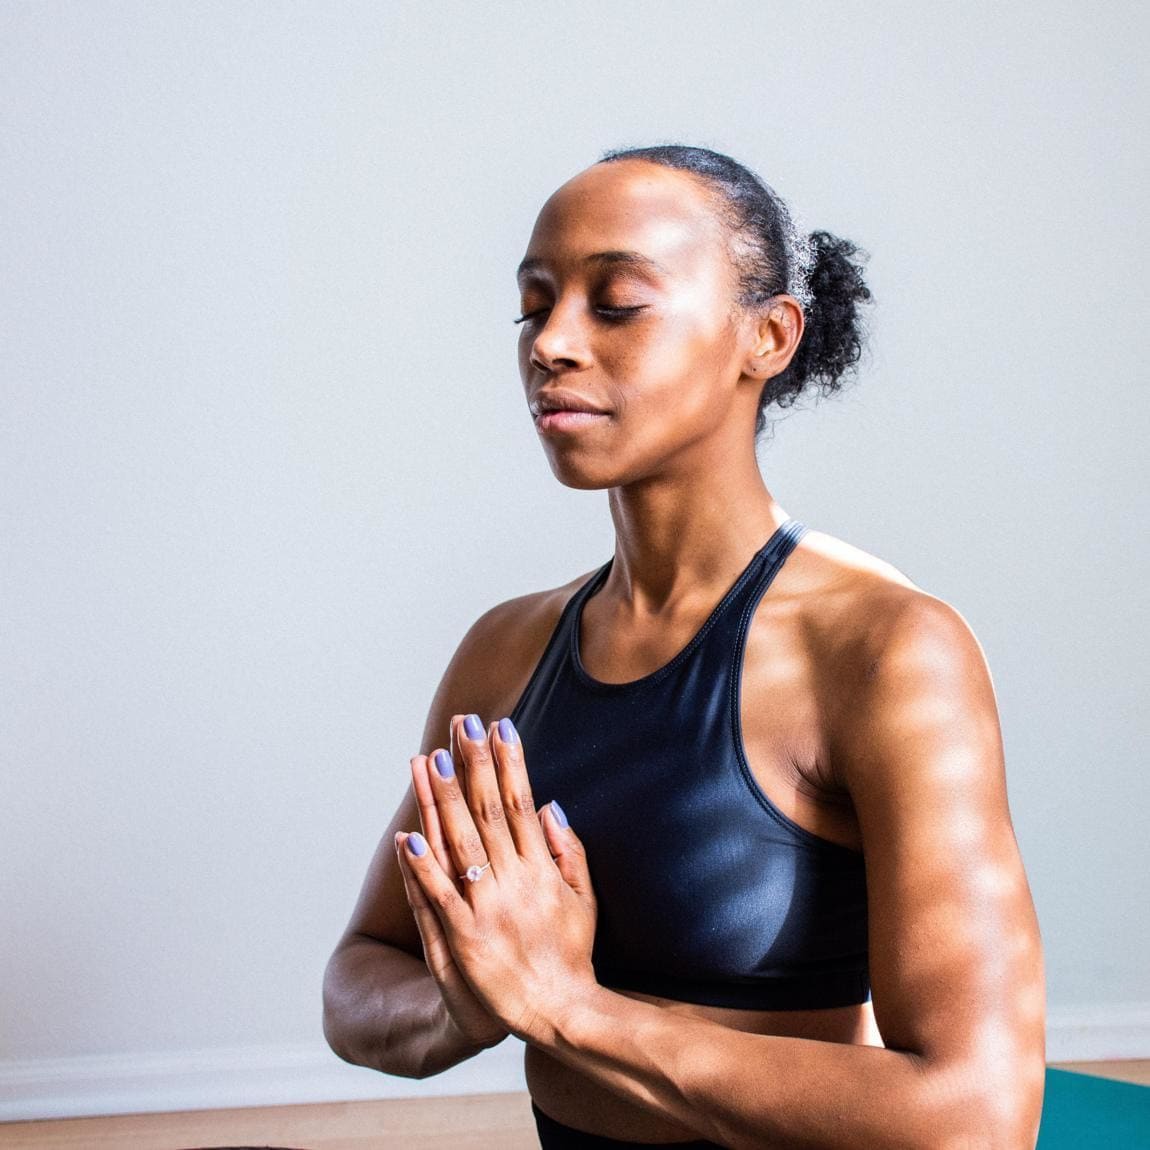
[742, 295, 805, 380]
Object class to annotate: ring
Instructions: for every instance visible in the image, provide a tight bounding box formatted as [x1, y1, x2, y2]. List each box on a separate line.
[458, 861, 492, 883]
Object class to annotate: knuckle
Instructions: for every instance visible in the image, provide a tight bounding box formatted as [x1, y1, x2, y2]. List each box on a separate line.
[432, 886, 458, 913]
[466, 745, 493, 773]
[502, 786, 537, 818]
[438, 777, 465, 804]
[458, 828, 486, 858]
[475, 793, 507, 827]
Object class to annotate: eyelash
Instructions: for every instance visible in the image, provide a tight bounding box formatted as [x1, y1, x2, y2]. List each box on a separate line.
[513, 306, 647, 326]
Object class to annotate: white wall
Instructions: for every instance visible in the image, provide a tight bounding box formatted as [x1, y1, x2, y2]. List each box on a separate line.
[2, 0, 1147, 1120]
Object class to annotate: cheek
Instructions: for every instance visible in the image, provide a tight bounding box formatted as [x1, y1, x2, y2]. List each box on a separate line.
[656, 286, 738, 362]
[611, 314, 737, 403]
[628, 325, 745, 454]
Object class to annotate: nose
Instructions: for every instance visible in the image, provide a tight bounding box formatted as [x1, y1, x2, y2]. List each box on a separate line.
[526, 300, 589, 374]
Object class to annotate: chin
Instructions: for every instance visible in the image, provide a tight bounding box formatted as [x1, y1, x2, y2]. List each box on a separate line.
[543, 452, 625, 491]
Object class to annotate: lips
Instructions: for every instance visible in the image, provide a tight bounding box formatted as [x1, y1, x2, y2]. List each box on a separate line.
[534, 408, 610, 434]
[529, 390, 611, 417]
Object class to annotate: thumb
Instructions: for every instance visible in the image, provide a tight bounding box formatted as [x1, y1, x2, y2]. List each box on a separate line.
[540, 800, 595, 902]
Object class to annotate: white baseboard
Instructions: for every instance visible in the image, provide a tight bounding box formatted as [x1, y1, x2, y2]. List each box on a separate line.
[1046, 1002, 1150, 1063]
[2, 1005, 1147, 1123]
[0, 1036, 528, 1122]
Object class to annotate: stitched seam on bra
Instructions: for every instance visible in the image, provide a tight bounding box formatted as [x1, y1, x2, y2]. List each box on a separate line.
[570, 521, 796, 693]
[728, 524, 863, 855]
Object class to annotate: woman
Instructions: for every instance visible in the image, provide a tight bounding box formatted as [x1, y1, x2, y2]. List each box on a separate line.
[323, 145, 1046, 1148]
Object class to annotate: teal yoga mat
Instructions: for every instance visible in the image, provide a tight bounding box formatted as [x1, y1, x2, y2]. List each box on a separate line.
[1038, 1069, 1150, 1147]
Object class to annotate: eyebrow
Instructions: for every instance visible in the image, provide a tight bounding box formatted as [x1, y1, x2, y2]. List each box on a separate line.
[516, 250, 670, 284]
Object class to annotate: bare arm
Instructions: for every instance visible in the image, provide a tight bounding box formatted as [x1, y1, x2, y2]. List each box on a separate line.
[322, 786, 503, 1078]
[400, 593, 1048, 1140]
[530, 595, 1046, 1147]
[323, 588, 568, 1078]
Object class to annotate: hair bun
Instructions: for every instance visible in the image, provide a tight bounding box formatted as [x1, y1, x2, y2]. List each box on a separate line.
[597, 144, 874, 436]
[768, 231, 872, 418]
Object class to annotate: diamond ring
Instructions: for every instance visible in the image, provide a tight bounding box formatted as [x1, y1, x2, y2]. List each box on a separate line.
[458, 861, 492, 883]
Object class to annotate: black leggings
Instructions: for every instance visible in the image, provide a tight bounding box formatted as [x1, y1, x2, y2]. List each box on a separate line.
[531, 1100, 726, 1148]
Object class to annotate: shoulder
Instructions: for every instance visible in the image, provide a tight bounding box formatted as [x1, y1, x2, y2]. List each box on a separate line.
[791, 527, 988, 687]
[418, 564, 602, 749]
[464, 565, 602, 677]
[790, 537, 1042, 1121]
[785, 529, 997, 773]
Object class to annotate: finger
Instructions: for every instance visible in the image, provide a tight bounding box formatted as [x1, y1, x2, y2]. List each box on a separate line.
[396, 828, 471, 930]
[449, 715, 468, 799]
[540, 801, 597, 906]
[449, 712, 517, 862]
[395, 832, 461, 973]
[425, 736, 512, 883]
[409, 755, 456, 882]
[394, 830, 440, 919]
[489, 716, 551, 864]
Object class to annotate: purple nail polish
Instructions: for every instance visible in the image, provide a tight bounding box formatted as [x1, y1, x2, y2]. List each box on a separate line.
[434, 750, 455, 778]
[498, 716, 518, 744]
[550, 799, 568, 829]
[464, 713, 484, 740]
[407, 832, 428, 856]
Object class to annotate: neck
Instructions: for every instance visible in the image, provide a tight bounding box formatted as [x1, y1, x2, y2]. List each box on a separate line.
[604, 429, 789, 614]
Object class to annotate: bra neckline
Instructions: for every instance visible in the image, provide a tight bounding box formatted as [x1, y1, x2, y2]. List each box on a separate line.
[569, 519, 800, 691]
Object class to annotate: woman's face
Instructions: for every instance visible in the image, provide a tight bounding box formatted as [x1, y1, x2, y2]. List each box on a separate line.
[516, 159, 764, 489]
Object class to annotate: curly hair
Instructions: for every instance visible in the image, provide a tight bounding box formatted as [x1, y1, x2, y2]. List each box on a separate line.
[598, 144, 873, 437]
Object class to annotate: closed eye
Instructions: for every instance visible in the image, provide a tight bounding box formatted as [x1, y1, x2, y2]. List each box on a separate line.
[512, 305, 648, 325]
[595, 306, 647, 323]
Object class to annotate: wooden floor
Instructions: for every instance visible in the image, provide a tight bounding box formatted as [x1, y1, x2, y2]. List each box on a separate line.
[0, 1091, 540, 1150]
[1053, 1059, 1150, 1086]
[2, 1064, 1147, 1150]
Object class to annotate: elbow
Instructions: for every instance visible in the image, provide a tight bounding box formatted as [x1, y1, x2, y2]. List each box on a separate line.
[321, 946, 392, 1075]
[321, 989, 358, 1069]
[321, 955, 365, 1070]
[322, 988, 429, 1080]
[913, 1054, 1045, 1150]
[321, 1013, 356, 1069]
[321, 946, 442, 1081]
[934, 1096, 1041, 1150]
[967, 1079, 1044, 1150]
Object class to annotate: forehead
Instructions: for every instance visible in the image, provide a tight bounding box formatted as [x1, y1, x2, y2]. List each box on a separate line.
[518, 160, 728, 280]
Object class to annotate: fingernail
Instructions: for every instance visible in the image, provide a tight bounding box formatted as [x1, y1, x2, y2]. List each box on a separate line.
[463, 713, 484, 740]
[549, 799, 568, 829]
[434, 750, 455, 778]
[498, 716, 518, 744]
[406, 831, 428, 856]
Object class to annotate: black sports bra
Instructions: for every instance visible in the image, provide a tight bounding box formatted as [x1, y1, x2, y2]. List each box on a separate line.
[509, 519, 869, 1010]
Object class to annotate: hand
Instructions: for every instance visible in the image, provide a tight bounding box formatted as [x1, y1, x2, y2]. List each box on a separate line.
[395, 743, 507, 1050]
[396, 712, 599, 1045]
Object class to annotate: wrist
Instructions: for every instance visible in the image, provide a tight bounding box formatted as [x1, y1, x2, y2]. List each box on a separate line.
[438, 997, 507, 1055]
[532, 977, 613, 1053]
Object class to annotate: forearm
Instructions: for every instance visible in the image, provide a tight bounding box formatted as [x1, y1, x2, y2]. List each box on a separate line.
[322, 936, 497, 1079]
[545, 987, 1006, 1150]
